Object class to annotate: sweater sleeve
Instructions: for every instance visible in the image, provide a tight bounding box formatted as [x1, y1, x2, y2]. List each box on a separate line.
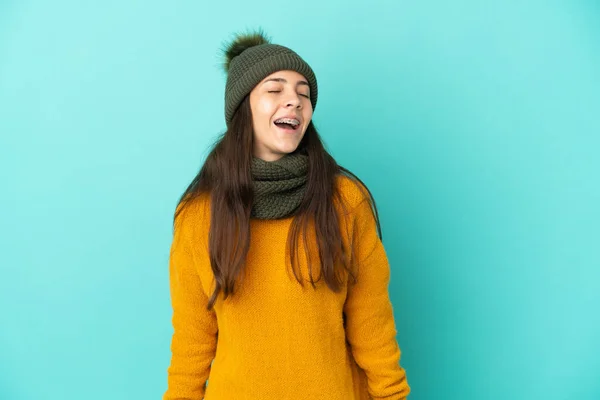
[164, 208, 218, 400]
[343, 198, 410, 400]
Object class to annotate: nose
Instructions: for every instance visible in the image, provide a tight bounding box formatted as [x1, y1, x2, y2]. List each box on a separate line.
[284, 92, 302, 109]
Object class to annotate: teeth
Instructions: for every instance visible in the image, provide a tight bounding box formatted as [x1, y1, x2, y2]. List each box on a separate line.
[275, 117, 299, 126]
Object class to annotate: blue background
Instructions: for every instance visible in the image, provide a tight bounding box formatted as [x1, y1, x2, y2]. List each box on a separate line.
[1, 1, 599, 399]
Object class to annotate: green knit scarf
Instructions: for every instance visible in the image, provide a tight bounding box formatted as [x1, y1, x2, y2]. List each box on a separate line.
[251, 153, 309, 219]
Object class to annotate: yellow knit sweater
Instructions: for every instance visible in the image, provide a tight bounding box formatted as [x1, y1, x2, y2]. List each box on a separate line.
[163, 176, 410, 400]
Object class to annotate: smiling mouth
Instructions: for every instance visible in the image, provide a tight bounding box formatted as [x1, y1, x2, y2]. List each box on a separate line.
[274, 117, 300, 132]
[274, 122, 300, 131]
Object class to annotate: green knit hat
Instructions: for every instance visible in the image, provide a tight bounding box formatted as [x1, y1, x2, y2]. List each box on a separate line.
[222, 30, 318, 125]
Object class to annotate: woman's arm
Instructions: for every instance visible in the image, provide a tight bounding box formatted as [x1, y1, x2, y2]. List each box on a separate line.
[164, 207, 218, 400]
[343, 198, 410, 400]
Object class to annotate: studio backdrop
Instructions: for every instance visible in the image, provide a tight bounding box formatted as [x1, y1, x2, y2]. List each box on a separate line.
[0, 1, 598, 399]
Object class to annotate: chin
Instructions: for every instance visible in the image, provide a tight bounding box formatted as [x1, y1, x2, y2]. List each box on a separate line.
[273, 142, 301, 155]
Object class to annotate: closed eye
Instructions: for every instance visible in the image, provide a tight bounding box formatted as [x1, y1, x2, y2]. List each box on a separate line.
[268, 90, 309, 98]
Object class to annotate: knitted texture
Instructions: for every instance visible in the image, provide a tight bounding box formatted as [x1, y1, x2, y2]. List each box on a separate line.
[164, 176, 410, 400]
[225, 43, 318, 124]
[251, 153, 308, 219]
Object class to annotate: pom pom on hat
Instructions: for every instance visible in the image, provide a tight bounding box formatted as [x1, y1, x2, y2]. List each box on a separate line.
[221, 28, 271, 73]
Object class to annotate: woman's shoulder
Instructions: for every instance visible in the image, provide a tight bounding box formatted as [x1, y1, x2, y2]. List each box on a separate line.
[174, 192, 211, 228]
[334, 173, 372, 212]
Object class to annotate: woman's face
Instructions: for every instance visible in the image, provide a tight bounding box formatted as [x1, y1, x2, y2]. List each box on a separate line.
[249, 70, 313, 161]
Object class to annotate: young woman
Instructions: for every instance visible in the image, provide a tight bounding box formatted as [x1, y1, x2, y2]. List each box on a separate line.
[163, 30, 410, 400]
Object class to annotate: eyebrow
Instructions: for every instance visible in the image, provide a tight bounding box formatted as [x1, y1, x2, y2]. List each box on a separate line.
[262, 77, 309, 87]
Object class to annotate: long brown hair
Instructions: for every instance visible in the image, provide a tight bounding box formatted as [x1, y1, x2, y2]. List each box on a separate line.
[175, 96, 381, 310]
